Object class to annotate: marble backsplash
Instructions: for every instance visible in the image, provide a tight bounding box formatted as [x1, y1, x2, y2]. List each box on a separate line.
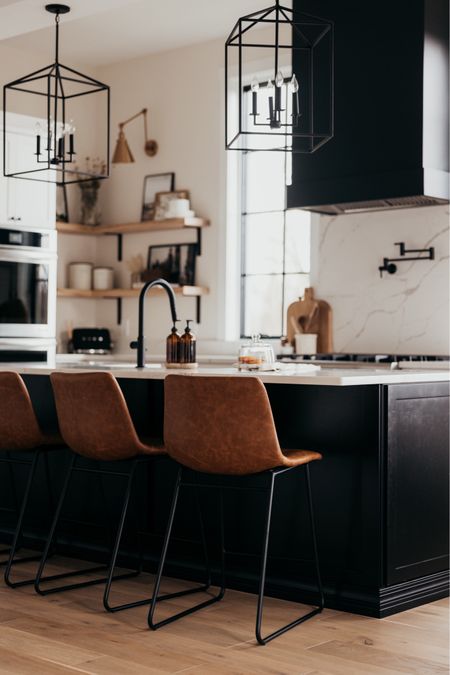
[310, 205, 449, 355]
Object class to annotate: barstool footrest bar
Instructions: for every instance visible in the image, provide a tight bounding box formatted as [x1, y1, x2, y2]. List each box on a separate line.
[105, 582, 212, 613]
[150, 589, 224, 630]
[35, 567, 139, 596]
[257, 606, 322, 645]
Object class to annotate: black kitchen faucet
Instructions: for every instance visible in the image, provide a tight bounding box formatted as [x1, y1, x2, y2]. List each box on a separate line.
[130, 278, 178, 368]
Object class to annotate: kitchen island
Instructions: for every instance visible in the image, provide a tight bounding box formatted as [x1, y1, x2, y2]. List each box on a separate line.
[1, 361, 449, 617]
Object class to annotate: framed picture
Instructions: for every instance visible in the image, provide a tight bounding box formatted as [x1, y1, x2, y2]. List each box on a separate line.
[141, 172, 175, 222]
[146, 243, 197, 286]
[154, 189, 190, 221]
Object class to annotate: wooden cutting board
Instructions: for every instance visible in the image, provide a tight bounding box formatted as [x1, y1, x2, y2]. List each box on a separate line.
[286, 287, 333, 353]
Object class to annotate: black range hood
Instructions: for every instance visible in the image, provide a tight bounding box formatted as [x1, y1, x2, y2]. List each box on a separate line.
[287, 0, 449, 214]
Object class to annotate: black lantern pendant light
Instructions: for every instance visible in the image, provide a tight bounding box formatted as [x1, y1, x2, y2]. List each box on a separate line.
[3, 4, 110, 185]
[225, 0, 334, 153]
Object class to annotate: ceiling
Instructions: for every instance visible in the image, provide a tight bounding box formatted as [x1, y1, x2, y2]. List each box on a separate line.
[0, 0, 270, 67]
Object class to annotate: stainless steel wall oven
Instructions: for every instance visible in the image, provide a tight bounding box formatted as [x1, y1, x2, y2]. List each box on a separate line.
[0, 225, 56, 346]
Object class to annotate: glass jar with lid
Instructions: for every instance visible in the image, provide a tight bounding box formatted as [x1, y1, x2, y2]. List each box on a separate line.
[238, 335, 276, 371]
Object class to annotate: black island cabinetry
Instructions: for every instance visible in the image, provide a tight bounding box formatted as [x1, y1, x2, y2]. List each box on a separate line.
[2, 374, 448, 618]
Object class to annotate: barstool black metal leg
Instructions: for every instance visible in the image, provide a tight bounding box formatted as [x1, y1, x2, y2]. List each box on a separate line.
[255, 472, 276, 645]
[148, 469, 225, 630]
[195, 486, 212, 590]
[35, 455, 145, 596]
[104, 463, 213, 614]
[103, 460, 141, 611]
[305, 464, 324, 609]
[0, 452, 22, 561]
[255, 467, 323, 646]
[4, 451, 45, 587]
[43, 450, 55, 513]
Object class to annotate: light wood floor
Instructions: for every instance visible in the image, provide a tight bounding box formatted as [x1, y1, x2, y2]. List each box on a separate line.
[0, 557, 447, 674]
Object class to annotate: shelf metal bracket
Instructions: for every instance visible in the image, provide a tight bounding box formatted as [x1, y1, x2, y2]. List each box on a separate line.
[195, 227, 202, 256]
[117, 298, 122, 324]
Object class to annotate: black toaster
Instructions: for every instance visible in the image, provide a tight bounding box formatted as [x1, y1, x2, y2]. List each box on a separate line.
[69, 328, 112, 354]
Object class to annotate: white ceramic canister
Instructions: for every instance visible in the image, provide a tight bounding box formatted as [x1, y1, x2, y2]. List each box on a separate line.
[295, 333, 318, 355]
[68, 262, 93, 290]
[93, 267, 114, 291]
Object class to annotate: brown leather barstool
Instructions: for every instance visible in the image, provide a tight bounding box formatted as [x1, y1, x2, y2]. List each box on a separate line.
[39, 371, 210, 614]
[148, 375, 324, 645]
[0, 372, 62, 588]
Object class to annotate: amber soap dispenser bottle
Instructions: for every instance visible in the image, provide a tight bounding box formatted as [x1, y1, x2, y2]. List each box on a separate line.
[180, 320, 198, 369]
[166, 321, 181, 367]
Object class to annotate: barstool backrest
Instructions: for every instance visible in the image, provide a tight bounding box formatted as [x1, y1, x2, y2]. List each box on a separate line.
[164, 375, 287, 475]
[51, 372, 145, 460]
[0, 372, 45, 450]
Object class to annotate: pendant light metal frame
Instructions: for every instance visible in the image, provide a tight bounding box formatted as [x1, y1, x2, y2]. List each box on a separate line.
[3, 4, 110, 185]
[225, 0, 334, 153]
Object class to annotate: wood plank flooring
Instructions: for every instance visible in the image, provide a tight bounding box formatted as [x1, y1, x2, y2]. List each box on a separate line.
[0, 557, 447, 674]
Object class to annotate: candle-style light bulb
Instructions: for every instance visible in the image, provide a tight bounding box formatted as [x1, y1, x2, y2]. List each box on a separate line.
[291, 73, 300, 123]
[274, 70, 283, 112]
[250, 77, 259, 117]
[267, 79, 275, 122]
[68, 118, 76, 157]
[35, 122, 41, 157]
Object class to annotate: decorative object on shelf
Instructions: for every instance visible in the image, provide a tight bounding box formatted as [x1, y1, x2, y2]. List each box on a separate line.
[141, 172, 175, 221]
[77, 157, 105, 226]
[154, 190, 190, 220]
[68, 262, 92, 290]
[112, 108, 158, 163]
[145, 243, 197, 286]
[3, 4, 110, 185]
[56, 185, 69, 222]
[126, 254, 145, 288]
[225, 0, 334, 152]
[93, 267, 114, 291]
[378, 242, 435, 277]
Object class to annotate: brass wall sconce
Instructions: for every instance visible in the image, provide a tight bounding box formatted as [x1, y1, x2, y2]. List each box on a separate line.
[112, 108, 158, 163]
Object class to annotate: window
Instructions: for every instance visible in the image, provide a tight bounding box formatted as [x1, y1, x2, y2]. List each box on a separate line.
[240, 89, 311, 338]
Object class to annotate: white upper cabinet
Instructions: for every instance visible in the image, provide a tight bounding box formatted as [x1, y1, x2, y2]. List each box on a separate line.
[0, 120, 56, 230]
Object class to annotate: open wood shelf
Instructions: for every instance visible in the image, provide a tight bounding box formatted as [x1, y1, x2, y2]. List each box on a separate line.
[56, 218, 210, 323]
[56, 217, 209, 235]
[57, 285, 209, 324]
[57, 286, 208, 299]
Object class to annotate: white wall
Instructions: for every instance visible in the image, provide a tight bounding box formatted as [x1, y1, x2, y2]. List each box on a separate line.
[310, 205, 449, 355]
[63, 36, 226, 353]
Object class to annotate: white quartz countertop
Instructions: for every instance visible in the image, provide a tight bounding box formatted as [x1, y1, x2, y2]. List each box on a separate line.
[5, 358, 450, 386]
